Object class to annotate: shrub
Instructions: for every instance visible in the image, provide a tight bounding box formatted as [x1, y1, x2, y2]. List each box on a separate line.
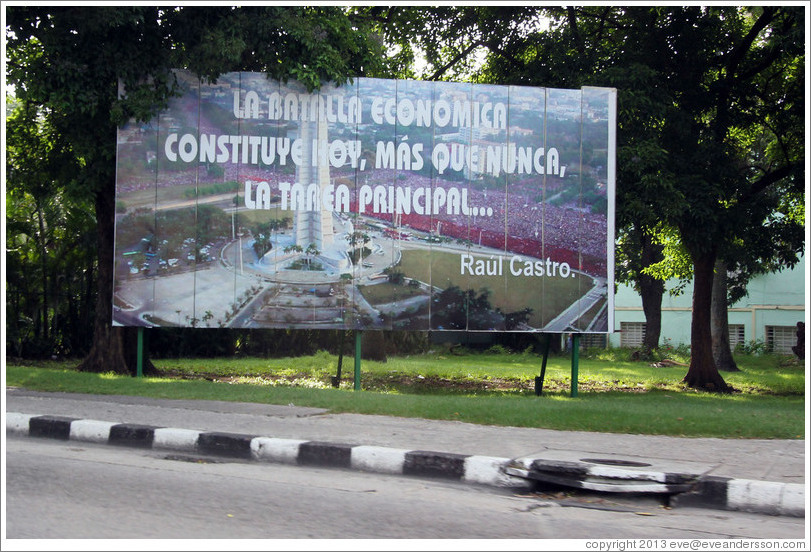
[485, 344, 511, 355]
[735, 339, 768, 356]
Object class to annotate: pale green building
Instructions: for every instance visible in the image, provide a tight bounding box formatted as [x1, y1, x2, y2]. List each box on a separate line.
[606, 255, 807, 354]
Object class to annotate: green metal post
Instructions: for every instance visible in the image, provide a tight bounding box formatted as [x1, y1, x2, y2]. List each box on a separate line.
[136, 327, 144, 378]
[571, 333, 580, 397]
[535, 334, 551, 396]
[354, 330, 362, 390]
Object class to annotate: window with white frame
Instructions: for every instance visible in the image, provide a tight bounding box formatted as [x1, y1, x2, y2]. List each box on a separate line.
[620, 322, 646, 348]
[765, 325, 798, 354]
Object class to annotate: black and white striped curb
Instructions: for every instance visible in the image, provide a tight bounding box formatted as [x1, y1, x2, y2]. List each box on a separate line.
[669, 475, 806, 518]
[5, 413, 525, 489]
[7, 413, 804, 517]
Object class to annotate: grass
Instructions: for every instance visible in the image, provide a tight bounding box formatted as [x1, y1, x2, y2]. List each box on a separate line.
[5, 348, 805, 439]
[358, 282, 423, 304]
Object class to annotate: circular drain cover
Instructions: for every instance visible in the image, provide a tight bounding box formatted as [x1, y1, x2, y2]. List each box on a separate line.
[580, 458, 652, 467]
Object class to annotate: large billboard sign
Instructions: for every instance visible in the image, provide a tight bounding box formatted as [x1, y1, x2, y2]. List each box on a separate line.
[114, 70, 615, 332]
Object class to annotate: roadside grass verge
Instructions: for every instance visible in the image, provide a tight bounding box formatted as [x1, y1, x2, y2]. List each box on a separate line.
[5, 350, 804, 439]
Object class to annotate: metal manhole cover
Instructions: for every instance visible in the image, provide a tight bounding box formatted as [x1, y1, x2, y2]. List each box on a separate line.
[580, 458, 652, 467]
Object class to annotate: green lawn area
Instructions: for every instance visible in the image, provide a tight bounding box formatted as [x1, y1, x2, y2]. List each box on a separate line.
[358, 281, 424, 304]
[6, 348, 804, 439]
[237, 209, 290, 225]
[119, 185, 190, 208]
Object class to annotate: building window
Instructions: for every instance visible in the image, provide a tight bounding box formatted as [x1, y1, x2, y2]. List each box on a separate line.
[620, 322, 646, 348]
[580, 334, 607, 349]
[766, 326, 798, 354]
[728, 325, 745, 348]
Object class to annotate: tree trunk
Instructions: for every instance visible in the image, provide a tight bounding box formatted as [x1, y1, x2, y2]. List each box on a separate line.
[639, 234, 665, 353]
[640, 279, 664, 352]
[77, 181, 156, 376]
[81, 255, 96, 356]
[683, 250, 732, 392]
[791, 322, 804, 359]
[711, 259, 740, 372]
[37, 205, 49, 345]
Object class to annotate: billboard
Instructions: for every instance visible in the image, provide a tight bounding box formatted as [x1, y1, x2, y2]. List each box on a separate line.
[113, 70, 615, 332]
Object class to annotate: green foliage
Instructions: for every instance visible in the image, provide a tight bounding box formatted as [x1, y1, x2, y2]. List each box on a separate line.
[288, 259, 324, 271]
[431, 285, 501, 330]
[734, 339, 769, 356]
[5, 6, 390, 368]
[6, 102, 97, 358]
[348, 247, 372, 264]
[183, 181, 238, 200]
[251, 218, 290, 259]
[384, 267, 405, 285]
[659, 339, 692, 361]
[484, 344, 510, 355]
[115, 205, 230, 253]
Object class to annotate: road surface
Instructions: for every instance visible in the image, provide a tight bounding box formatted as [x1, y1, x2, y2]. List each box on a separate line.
[6, 437, 804, 541]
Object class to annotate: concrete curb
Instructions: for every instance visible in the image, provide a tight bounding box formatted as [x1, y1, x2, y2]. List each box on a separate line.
[6, 413, 527, 490]
[669, 475, 806, 517]
[7, 412, 804, 517]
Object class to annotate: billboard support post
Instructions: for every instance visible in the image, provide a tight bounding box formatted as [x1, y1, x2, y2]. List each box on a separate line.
[136, 327, 144, 378]
[354, 330, 362, 391]
[571, 334, 580, 397]
[534, 334, 552, 396]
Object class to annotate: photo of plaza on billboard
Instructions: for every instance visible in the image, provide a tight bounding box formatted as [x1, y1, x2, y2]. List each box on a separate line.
[113, 70, 615, 333]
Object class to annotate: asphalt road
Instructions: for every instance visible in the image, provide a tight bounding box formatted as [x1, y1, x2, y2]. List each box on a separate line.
[6, 437, 805, 542]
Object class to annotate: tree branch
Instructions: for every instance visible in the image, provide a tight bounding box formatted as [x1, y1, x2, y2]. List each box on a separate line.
[566, 6, 585, 56]
[737, 43, 785, 84]
[484, 41, 522, 70]
[714, 8, 776, 139]
[595, 6, 612, 43]
[724, 7, 775, 81]
[739, 163, 797, 205]
[427, 40, 482, 81]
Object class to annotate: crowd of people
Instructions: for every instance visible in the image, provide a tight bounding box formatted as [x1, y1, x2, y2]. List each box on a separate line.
[357, 169, 608, 276]
[117, 104, 608, 278]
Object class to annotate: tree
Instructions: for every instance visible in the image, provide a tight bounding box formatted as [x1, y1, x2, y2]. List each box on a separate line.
[615, 226, 667, 355]
[367, 5, 685, 353]
[251, 222, 274, 259]
[6, 99, 95, 358]
[305, 243, 320, 269]
[6, 6, 385, 374]
[577, 7, 802, 390]
[383, 266, 405, 285]
[348, 230, 371, 264]
[711, 259, 739, 372]
[431, 285, 502, 331]
[712, 177, 805, 371]
[376, 6, 804, 391]
[656, 7, 804, 390]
